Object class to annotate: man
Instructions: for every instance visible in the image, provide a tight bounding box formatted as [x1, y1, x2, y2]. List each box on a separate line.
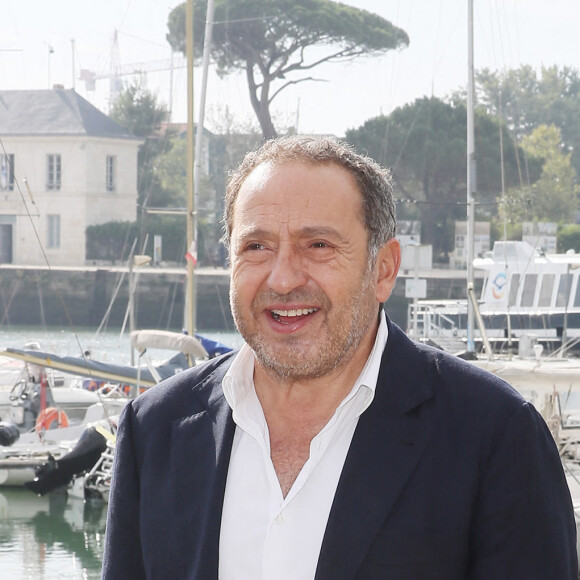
[102, 136, 577, 579]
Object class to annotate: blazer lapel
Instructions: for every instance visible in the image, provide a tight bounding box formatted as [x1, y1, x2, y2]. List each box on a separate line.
[167, 360, 236, 579]
[316, 323, 438, 580]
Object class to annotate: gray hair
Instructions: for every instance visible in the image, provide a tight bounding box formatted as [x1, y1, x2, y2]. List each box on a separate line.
[222, 135, 397, 264]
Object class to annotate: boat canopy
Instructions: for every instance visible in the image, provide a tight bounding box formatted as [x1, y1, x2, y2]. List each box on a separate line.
[130, 330, 208, 358]
[0, 347, 187, 388]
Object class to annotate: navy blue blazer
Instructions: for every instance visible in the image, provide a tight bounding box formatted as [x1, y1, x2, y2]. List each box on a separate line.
[102, 319, 578, 579]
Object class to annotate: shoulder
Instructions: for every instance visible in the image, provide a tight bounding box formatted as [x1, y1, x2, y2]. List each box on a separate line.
[125, 350, 237, 420]
[382, 319, 528, 417]
[380, 320, 557, 468]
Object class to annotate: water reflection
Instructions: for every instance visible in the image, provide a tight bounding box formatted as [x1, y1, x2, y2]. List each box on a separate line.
[0, 488, 106, 579]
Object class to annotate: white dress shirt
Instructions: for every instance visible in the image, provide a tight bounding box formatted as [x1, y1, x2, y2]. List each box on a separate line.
[218, 311, 388, 580]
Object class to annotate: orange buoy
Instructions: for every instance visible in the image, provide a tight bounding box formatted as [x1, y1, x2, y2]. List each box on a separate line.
[35, 407, 69, 433]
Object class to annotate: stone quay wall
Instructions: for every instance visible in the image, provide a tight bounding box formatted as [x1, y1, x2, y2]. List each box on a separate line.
[0, 265, 478, 331]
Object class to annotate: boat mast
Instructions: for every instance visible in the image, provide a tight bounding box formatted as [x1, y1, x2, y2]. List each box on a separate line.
[194, 0, 215, 222]
[466, 0, 476, 353]
[185, 0, 216, 337]
[186, 0, 196, 336]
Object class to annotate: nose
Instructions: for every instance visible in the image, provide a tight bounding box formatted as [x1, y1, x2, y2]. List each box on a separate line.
[267, 244, 308, 294]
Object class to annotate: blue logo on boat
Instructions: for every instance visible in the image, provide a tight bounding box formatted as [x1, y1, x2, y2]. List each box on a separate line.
[492, 272, 507, 299]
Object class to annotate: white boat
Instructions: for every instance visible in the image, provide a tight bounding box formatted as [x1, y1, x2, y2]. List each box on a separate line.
[409, 240, 580, 355]
[0, 403, 120, 487]
[471, 353, 580, 421]
[0, 329, 220, 492]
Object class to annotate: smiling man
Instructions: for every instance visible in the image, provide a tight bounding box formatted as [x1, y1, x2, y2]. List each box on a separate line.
[103, 136, 577, 580]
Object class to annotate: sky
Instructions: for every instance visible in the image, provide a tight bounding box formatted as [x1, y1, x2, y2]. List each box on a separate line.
[2, 0, 580, 137]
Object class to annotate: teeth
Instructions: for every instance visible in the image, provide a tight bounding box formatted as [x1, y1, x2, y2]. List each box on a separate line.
[271, 308, 317, 318]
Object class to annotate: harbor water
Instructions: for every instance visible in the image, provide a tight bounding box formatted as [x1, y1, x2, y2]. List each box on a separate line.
[0, 326, 243, 579]
[0, 488, 106, 579]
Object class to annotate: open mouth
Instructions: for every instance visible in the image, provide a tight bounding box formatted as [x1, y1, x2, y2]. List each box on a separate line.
[271, 308, 318, 322]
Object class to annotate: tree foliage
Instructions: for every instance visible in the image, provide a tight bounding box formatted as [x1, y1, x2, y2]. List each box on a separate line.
[166, 0, 409, 139]
[557, 224, 580, 253]
[346, 97, 540, 259]
[499, 125, 579, 225]
[110, 79, 176, 208]
[155, 136, 188, 208]
[475, 65, 580, 178]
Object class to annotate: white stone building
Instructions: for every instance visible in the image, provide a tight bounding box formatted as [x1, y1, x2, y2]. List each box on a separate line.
[0, 89, 142, 266]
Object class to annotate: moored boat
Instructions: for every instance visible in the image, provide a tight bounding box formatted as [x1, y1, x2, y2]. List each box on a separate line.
[409, 240, 580, 355]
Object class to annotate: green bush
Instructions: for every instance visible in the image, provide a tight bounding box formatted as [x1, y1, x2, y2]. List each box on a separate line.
[558, 224, 580, 253]
[86, 217, 219, 265]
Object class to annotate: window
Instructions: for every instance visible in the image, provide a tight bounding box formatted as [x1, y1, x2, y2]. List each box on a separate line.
[520, 274, 537, 307]
[538, 274, 555, 307]
[47, 154, 61, 190]
[47, 215, 60, 249]
[556, 273, 573, 308]
[574, 277, 580, 307]
[0, 154, 15, 191]
[106, 155, 116, 192]
[508, 274, 520, 307]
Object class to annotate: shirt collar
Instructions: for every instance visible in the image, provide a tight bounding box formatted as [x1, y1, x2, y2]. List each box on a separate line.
[337, 309, 388, 416]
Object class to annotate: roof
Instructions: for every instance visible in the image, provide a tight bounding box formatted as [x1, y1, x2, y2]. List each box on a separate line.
[0, 89, 138, 139]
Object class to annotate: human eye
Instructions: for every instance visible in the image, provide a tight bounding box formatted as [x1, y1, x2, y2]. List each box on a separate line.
[245, 242, 266, 251]
[236, 240, 272, 262]
[304, 239, 335, 260]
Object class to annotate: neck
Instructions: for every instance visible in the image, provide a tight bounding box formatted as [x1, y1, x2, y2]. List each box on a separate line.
[253, 318, 378, 424]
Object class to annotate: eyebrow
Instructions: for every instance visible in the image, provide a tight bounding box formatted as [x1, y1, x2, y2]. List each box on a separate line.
[235, 225, 349, 245]
[235, 227, 272, 242]
[298, 226, 349, 244]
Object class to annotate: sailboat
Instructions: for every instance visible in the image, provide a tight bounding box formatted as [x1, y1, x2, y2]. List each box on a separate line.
[0, 0, 226, 499]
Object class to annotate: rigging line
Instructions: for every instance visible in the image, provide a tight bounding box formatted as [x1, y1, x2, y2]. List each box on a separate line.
[505, 98, 528, 190]
[379, 0, 404, 163]
[377, 0, 403, 152]
[93, 238, 138, 339]
[429, 1, 462, 95]
[0, 138, 90, 363]
[215, 282, 230, 330]
[119, 234, 149, 342]
[35, 271, 47, 330]
[116, 30, 170, 50]
[0, 140, 38, 216]
[485, 1, 498, 69]
[431, 0, 443, 91]
[116, 0, 134, 40]
[503, 0, 521, 68]
[491, 0, 510, 71]
[391, 98, 424, 171]
[476, 0, 515, 74]
[165, 278, 181, 331]
[487, 1, 535, 192]
[0, 277, 22, 327]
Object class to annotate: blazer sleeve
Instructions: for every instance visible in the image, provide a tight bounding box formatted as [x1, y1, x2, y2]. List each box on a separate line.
[101, 402, 146, 580]
[468, 401, 577, 579]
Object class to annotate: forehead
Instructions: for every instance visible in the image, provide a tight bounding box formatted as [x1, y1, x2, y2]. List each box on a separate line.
[233, 161, 364, 229]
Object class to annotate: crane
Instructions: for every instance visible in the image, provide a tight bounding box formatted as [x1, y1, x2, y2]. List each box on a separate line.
[79, 31, 187, 111]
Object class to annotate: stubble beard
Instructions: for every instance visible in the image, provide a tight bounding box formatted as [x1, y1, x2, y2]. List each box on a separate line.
[230, 271, 378, 382]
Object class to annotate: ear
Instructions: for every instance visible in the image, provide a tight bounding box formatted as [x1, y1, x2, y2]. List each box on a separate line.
[375, 238, 401, 303]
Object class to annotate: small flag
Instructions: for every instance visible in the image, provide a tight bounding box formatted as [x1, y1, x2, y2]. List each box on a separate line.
[185, 240, 197, 266]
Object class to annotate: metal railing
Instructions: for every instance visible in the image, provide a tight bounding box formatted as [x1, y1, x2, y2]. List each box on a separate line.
[407, 302, 460, 340]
